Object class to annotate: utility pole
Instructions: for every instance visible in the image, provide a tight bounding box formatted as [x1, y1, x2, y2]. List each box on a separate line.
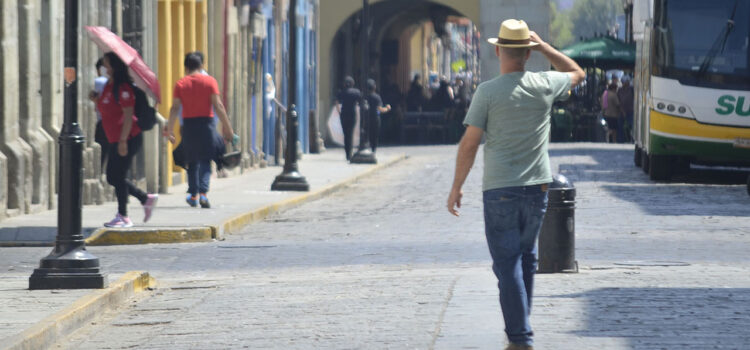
[350, 0, 376, 164]
[30, 0, 107, 290]
[272, 0, 310, 191]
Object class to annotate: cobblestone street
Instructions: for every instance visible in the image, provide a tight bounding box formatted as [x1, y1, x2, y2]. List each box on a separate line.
[4, 144, 749, 349]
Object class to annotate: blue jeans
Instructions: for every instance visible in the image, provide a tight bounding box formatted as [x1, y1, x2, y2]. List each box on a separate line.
[187, 159, 212, 195]
[483, 185, 548, 346]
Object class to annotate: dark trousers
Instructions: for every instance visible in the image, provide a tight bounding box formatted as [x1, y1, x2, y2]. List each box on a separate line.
[106, 134, 147, 216]
[368, 114, 380, 153]
[341, 112, 356, 160]
[95, 120, 108, 167]
[187, 159, 212, 196]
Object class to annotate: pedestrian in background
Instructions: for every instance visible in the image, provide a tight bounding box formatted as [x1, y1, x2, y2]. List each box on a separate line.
[97, 52, 158, 228]
[175, 51, 229, 178]
[618, 75, 634, 142]
[365, 79, 391, 153]
[335, 76, 361, 161]
[428, 76, 455, 112]
[406, 74, 427, 112]
[447, 19, 584, 350]
[165, 53, 234, 208]
[602, 82, 623, 143]
[90, 57, 109, 167]
[451, 76, 471, 143]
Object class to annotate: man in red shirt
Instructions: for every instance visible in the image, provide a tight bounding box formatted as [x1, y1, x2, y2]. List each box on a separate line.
[165, 52, 233, 208]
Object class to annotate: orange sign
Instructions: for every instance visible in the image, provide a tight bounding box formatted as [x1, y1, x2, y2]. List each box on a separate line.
[64, 67, 76, 85]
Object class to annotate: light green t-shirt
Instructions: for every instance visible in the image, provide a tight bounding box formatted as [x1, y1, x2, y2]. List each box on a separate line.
[463, 71, 571, 191]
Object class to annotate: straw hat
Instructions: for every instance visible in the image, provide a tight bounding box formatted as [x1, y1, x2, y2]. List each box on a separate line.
[487, 19, 539, 48]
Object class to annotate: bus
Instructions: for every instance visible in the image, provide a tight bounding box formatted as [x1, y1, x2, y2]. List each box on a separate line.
[632, 0, 750, 180]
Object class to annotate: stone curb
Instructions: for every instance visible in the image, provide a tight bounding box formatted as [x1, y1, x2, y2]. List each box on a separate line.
[84, 154, 407, 245]
[2, 271, 155, 350]
[219, 154, 408, 237]
[85, 226, 215, 246]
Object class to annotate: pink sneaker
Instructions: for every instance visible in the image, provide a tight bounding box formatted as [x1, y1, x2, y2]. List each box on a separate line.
[104, 213, 133, 228]
[143, 194, 158, 222]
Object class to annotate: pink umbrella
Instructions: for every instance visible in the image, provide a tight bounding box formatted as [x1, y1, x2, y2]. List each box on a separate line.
[84, 26, 161, 103]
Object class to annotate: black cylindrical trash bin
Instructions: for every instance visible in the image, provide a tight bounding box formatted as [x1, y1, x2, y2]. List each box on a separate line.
[538, 174, 577, 273]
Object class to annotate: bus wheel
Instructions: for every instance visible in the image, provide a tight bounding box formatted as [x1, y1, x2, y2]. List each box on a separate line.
[641, 151, 650, 174]
[649, 154, 673, 181]
[634, 146, 642, 167]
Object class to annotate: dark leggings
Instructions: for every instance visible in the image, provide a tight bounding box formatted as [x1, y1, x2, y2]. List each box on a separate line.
[107, 134, 147, 216]
[341, 113, 356, 160]
[95, 120, 108, 167]
[368, 114, 380, 153]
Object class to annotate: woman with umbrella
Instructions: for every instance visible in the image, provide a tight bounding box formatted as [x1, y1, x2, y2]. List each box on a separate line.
[96, 52, 158, 227]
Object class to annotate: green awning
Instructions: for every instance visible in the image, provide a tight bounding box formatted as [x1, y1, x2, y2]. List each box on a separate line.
[560, 36, 635, 69]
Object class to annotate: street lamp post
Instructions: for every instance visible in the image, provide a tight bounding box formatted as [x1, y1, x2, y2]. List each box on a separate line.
[271, 0, 310, 191]
[29, 0, 107, 290]
[350, 0, 376, 164]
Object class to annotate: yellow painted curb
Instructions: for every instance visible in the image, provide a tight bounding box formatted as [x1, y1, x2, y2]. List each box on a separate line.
[4, 271, 155, 350]
[219, 154, 408, 237]
[85, 226, 215, 246]
[83, 154, 407, 245]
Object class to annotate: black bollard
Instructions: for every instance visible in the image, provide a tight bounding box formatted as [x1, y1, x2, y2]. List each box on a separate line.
[350, 0, 376, 164]
[538, 174, 577, 273]
[270, 0, 309, 192]
[29, 0, 107, 289]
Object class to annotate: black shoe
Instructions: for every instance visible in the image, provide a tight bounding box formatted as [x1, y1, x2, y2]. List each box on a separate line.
[199, 194, 210, 208]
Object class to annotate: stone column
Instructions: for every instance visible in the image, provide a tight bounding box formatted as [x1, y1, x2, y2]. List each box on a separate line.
[142, 0, 160, 194]
[79, 0, 106, 205]
[41, 0, 64, 209]
[0, 1, 34, 216]
[0, 152, 6, 218]
[240, 14, 253, 169]
[18, 0, 56, 213]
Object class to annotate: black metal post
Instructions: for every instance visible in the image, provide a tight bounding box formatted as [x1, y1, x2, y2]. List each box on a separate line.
[272, 0, 309, 191]
[350, 0, 376, 164]
[624, 0, 634, 44]
[29, 0, 107, 290]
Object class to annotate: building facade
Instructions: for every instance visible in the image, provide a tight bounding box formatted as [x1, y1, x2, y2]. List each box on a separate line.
[0, 0, 320, 221]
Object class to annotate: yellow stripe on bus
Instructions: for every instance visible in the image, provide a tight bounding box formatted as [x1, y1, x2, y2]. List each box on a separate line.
[650, 110, 750, 141]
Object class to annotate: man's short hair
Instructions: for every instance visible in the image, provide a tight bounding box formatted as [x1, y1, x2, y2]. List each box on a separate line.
[95, 58, 104, 71]
[501, 47, 529, 62]
[184, 53, 202, 71]
[344, 76, 355, 88]
[192, 51, 205, 64]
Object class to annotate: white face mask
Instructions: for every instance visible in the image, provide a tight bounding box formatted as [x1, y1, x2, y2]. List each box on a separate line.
[99, 66, 109, 77]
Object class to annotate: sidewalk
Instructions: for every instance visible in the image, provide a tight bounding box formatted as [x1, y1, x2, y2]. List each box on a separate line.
[0, 149, 405, 350]
[0, 150, 405, 246]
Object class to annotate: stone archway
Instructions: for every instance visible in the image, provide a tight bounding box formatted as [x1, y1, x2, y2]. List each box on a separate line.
[318, 0, 550, 143]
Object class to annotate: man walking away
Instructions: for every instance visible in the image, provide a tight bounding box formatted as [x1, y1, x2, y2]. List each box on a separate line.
[165, 53, 234, 208]
[446, 19, 584, 350]
[364, 79, 391, 153]
[336, 76, 361, 161]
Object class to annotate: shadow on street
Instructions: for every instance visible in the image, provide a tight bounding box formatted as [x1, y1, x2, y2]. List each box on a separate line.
[557, 287, 750, 348]
[552, 146, 750, 186]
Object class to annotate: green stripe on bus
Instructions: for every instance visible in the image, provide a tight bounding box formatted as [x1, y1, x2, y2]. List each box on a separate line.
[649, 133, 750, 160]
